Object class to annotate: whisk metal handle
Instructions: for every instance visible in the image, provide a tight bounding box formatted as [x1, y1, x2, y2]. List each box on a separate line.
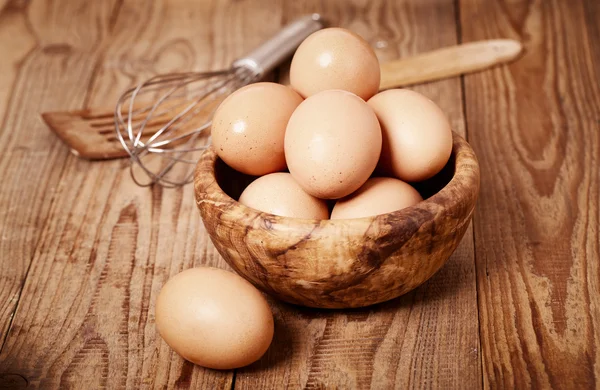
[232, 14, 324, 77]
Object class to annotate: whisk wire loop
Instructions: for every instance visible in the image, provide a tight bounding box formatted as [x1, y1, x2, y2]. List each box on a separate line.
[113, 14, 324, 187]
[114, 67, 257, 187]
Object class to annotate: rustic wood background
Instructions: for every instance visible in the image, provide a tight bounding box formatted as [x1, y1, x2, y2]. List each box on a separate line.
[0, 0, 598, 388]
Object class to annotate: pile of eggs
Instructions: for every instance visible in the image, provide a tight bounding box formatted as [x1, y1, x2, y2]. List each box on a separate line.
[155, 27, 454, 371]
[213, 27, 453, 220]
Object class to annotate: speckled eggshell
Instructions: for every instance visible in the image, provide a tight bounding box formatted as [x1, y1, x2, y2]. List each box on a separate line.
[331, 177, 423, 219]
[367, 89, 453, 182]
[290, 28, 381, 100]
[239, 172, 329, 219]
[155, 267, 274, 370]
[284, 89, 382, 199]
[211, 82, 303, 176]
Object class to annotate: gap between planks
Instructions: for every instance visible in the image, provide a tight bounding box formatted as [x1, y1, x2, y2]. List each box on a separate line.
[452, 1, 485, 390]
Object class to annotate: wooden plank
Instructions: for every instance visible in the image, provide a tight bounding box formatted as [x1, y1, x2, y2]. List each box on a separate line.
[0, 0, 119, 356]
[0, 4, 37, 379]
[459, 0, 600, 388]
[0, 0, 279, 389]
[0, 1, 37, 345]
[234, 1, 481, 388]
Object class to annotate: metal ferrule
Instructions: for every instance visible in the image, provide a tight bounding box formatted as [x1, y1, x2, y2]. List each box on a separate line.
[232, 14, 324, 77]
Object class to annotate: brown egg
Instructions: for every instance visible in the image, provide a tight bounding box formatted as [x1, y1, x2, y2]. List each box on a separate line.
[367, 89, 453, 182]
[239, 172, 329, 219]
[284, 90, 382, 199]
[211, 82, 303, 176]
[331, 177, 423, 219]
[290, 28, 380, 100]
[155, 267, 274, 370]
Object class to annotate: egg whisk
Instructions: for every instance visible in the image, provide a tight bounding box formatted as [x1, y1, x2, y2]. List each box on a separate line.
[113, 14, 324, 187]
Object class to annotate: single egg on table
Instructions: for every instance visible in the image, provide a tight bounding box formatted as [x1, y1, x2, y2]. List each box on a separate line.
[331, 177, 423, 219]
[155, 267, 274, 370]
[290, 27, 381, 100]
[285, 89, 382, 200]
[367, 89, 453, 182]
[239, 172, 329, 219]
[211, 82, 303, 176]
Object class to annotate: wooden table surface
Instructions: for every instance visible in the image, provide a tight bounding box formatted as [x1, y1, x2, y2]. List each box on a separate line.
[0, 0, 598, 389]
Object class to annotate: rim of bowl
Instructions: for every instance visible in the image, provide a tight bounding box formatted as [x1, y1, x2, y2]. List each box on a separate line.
[194, 131, 480, 228]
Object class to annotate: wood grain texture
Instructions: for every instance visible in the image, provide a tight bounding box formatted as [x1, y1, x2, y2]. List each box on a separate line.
[195, 132, 479, 309]
[0, 0, 37, 349]
[2, 0, 598, 387]
[0, 0, 485, 388]
[459, 0, 600, 388]
[0, 0, 276, 388]
[233, 1, 482, 388]
[0, 0, 119, 356]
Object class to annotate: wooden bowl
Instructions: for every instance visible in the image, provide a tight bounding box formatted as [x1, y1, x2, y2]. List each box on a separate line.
[194, 132, 479, 309]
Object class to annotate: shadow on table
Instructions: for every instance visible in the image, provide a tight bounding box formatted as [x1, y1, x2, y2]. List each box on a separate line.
[238, 238, 473, 376]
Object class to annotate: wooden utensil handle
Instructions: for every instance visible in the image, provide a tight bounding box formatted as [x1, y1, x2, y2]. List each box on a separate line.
[379, 39, 522, 90]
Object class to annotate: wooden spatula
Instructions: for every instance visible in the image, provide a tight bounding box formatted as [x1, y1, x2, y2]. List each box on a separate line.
[42, 97, 219, 160]
[42, 39, 522, 160]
